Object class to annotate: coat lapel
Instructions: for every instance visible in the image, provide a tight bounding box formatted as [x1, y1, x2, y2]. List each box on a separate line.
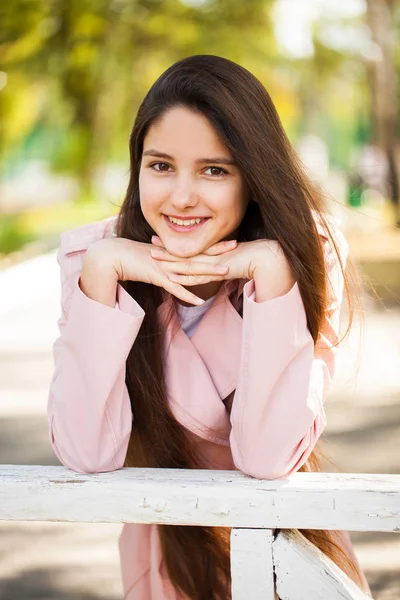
[190, 282, 243, 400]
[157, 280, 246, 445]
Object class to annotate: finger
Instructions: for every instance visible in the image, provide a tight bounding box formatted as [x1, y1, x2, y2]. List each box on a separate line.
[151, 236, 165, 248]
[150, 248, 181, 261]
[160, 277, 205, 305]
[162, 260, 229, 276]
[202, 240, 237, 256]
[168, 273, 227, 286]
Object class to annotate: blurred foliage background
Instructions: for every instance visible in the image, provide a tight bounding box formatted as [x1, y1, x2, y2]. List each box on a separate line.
[0, 0, 399, 262]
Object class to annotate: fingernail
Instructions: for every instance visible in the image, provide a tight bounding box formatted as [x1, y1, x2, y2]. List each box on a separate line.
[226, 240, 237, 246]
[195, 297, 205, 305]
[216, 265, 229, 273]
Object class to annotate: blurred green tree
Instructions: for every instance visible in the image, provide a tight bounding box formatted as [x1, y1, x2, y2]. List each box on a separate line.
[366, 0, 399, 226]
[1, 0, 398, 226]
[0, 0, 276, 199]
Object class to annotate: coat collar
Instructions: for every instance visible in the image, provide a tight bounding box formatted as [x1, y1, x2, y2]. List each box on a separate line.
[61, 215, 118, 255]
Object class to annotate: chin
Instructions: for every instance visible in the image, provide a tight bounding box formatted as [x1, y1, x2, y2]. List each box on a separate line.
[164, 240, 208, 258]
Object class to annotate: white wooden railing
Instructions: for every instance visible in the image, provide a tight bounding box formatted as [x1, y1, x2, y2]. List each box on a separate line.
[1, 467, 399, 599]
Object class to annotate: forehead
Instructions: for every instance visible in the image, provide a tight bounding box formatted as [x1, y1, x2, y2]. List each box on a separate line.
[144, 106, 230, 156]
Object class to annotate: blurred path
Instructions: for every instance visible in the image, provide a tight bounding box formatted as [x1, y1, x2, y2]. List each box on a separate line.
[0, 251, 399, 599]
[0, 252, 123, 600]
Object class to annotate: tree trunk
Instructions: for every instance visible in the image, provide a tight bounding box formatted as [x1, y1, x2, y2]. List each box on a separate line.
[366, 0, 399, 226]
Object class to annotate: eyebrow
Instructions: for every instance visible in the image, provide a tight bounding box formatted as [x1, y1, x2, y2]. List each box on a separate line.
[142, 149, 237, 166]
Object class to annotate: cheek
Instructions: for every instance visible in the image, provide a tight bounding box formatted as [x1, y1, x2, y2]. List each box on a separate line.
[215, 191, 248, 230]
[139, 174, 167, 218]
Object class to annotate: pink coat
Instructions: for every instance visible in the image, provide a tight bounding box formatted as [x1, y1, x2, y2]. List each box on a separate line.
[47, 213, 364, 599]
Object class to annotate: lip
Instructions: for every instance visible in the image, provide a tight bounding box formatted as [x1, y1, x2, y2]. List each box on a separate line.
[167, 215, 209, 220]
[163, 214, 210, 233]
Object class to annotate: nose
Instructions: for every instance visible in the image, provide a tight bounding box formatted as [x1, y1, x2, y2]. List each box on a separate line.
[170, 177, 199, 211]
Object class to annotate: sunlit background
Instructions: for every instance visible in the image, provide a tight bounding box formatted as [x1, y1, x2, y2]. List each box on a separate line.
[0, 1, 399, 598]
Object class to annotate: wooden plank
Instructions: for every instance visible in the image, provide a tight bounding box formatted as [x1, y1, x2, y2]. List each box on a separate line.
[0, 466, 399, 532]
[272, 530, 373, 600]
[231, 529, 275, 600]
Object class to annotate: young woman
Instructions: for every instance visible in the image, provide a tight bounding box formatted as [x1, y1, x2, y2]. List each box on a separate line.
[47, 54, 371, 599]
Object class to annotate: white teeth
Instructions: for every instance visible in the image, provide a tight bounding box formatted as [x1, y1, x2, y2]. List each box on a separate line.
[167, 216, 203, 226]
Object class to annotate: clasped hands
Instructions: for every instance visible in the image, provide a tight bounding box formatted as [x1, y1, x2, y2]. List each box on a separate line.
[150, 235, 295, 303]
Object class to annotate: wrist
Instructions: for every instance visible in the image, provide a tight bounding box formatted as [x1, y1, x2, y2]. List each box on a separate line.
[81, 245, 119, 307]
[84, 239, 121, 280]
[252, 245, 296, 302]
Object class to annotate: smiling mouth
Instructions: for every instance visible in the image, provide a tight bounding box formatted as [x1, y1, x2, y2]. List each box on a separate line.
[165, 215, 208, 226]
[163, 215, 210, 233]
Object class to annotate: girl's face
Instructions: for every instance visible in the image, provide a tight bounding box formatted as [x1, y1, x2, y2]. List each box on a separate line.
[139, 106, 249, 258]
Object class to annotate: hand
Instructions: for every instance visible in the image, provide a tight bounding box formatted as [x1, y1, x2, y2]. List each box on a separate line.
[83, 236, 237, 306]
[150, 236, 282, 285]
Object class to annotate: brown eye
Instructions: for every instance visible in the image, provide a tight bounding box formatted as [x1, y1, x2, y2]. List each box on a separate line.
[206, 166, 227, 177]
[151, 162, 170, 172]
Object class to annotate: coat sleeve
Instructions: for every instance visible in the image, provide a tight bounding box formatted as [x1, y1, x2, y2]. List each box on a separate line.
[229, 223, 349, 480]
[47, 246, 145, 474]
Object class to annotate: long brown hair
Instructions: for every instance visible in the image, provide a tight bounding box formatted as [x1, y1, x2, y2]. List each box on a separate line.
[116, 54, 361, 599]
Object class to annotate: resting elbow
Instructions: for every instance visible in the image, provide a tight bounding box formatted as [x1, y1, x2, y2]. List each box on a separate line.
[233, 444, 313, 481]
[58, 454, 122, 474]
[234, 454, 292, 481]
[50, 438, 124, 474]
